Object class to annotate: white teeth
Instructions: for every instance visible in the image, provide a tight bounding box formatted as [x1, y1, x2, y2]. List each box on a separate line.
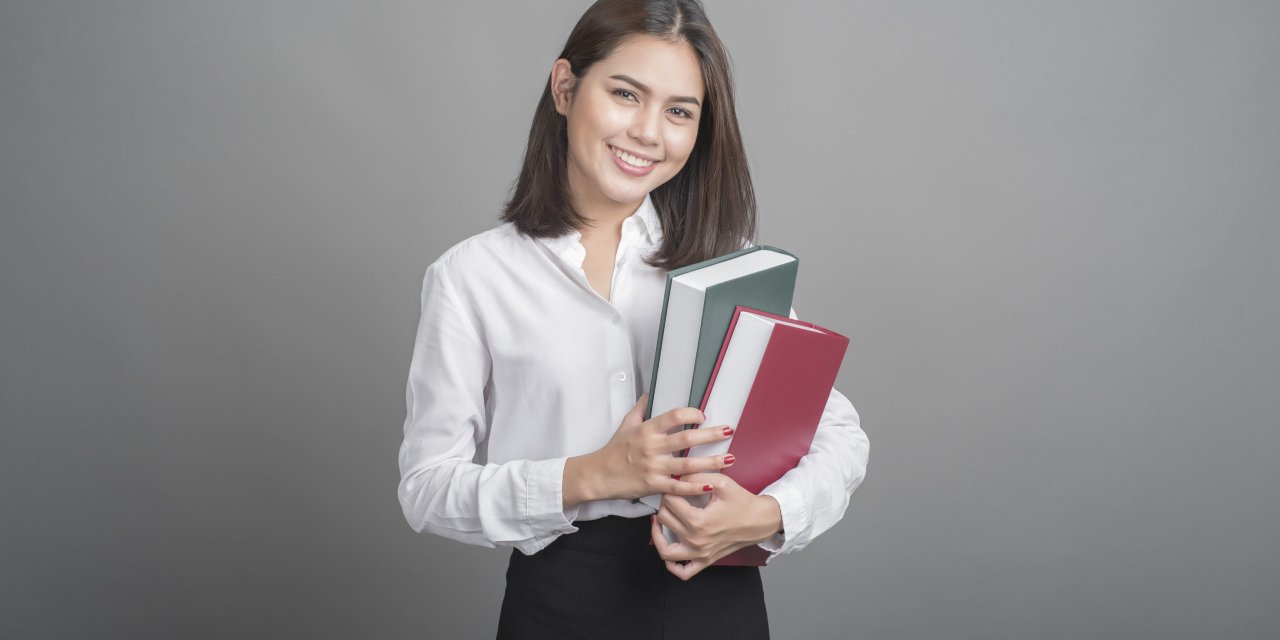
[611, 145, 654, 168]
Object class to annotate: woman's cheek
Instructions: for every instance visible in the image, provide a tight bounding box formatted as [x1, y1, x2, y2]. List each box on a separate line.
[665, 150, 693, 176]
[601, 103, 632, 129]
[671, 130, 697, 162]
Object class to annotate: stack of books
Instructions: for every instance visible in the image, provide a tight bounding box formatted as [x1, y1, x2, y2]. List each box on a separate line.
[641, 246, 850, 566]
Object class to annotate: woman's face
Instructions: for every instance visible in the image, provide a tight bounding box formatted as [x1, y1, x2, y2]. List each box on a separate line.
[552, 35, 705, 215]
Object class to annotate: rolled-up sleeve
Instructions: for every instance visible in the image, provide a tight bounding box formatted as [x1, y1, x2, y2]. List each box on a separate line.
[397, 262, 580, 555]
[756, 306, 870, 562]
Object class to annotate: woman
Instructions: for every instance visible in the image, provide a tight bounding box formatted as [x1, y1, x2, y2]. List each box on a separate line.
[397, 1, 869, 637]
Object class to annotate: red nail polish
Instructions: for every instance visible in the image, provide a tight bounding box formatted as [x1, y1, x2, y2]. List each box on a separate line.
[722, 426, 734, 436]
[723, 454, 735, 465]
[703, 484, 713, 492]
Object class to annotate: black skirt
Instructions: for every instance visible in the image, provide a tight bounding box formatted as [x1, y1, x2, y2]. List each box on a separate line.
[496, 515, 770, 640]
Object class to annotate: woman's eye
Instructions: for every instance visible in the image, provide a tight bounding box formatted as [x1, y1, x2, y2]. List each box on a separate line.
[612, 89, 693, 119]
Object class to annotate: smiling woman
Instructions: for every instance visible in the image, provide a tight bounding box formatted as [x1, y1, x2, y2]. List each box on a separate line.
[397, 1, 869, 638]
[499, 0, 757, 272]
[554, 37, 705, 224]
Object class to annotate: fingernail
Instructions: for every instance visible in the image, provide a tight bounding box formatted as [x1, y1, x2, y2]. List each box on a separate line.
[723, 426, 734, 436]
[703, 484, 713, 492]
[723, 454, 735, 466]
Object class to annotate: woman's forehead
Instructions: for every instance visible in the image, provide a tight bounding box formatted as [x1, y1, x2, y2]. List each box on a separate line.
[591, 35, 705, 99]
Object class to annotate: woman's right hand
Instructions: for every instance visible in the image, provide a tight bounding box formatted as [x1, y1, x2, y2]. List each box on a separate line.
[563, 393, 736, 507]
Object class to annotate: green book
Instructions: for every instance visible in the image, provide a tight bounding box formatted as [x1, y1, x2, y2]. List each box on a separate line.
[637, 245, 798, 508]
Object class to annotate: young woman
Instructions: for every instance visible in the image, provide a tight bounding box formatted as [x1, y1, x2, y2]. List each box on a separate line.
[397, 1, 869, 637]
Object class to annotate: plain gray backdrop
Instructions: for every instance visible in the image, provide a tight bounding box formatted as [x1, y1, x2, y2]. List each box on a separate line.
[3, 1, 1278, 638]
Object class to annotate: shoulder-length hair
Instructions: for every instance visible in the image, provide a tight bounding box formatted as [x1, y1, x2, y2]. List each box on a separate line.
[499, 0, 757, 271]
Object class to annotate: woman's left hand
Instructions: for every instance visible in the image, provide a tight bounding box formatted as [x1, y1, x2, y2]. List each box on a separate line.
[650, 472, 782, 581]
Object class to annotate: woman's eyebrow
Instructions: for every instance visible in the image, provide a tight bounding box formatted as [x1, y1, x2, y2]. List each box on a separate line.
[609, 74, 701, 107]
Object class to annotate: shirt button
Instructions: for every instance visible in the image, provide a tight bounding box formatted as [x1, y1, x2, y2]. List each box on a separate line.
[616, 371, 628, 382]
[611, 315, 621, 325]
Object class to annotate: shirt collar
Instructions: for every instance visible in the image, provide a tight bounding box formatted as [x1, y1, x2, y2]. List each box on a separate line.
[536, 193, 664, 261]
[537, 226, 584, 259]
[630, 192, 662, 245]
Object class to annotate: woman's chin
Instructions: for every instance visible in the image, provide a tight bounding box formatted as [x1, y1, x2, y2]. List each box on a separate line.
[600, 183, 651, 206]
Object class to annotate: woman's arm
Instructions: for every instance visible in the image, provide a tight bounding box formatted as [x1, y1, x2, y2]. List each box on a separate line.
[756, 384, 868, 558]
[754, 305, 870, 559]
[397, 262, 736, 556]
[397, 262, 579, 556]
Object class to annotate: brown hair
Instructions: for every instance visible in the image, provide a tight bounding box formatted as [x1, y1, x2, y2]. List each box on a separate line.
[499, 0, 756, 271]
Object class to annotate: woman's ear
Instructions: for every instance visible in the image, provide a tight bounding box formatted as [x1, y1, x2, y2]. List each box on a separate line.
[550, 58, 576, 116]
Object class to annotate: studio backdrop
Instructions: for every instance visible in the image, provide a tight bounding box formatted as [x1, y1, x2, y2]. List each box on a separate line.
[2, 1, 1277, 638]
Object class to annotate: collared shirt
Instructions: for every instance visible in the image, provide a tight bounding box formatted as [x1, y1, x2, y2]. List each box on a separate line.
[397, 192, 870, 560]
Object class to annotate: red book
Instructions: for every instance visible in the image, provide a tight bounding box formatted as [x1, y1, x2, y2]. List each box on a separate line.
[671, 305, 849, 566]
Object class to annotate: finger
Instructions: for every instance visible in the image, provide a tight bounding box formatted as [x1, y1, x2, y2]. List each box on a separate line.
[665, 452, 734, 476]
[679, 472, 735, 493]
[671, 423, 735, 449]
[624, 394, 649, 425]
[670, 473, 736, 505]
[662, 477, 717, 497]
[655, 537, 699, 563]
[665, 558, 707, 581]
[650, 513, 684, 557]
[657, 502, 692, 540]
[652, 406, 705, 434]
[662, 489, 704, 523]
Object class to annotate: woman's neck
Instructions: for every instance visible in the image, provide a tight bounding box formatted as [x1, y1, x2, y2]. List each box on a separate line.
[572, 195, 642, 243]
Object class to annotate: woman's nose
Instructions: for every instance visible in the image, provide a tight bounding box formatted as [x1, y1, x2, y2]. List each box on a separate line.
[627, 106, 662, 147]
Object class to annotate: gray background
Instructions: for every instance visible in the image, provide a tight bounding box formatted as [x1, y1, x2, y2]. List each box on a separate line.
[2, 1, 1277, 638]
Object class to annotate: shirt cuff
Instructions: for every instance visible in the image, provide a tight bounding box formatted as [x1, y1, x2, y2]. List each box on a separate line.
[758, 531, 786, 553]
[519, 457, 580, 554]
[758, 481, 807, 560]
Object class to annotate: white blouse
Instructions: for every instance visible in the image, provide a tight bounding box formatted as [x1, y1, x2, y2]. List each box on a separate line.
[397, 193, 870, 561]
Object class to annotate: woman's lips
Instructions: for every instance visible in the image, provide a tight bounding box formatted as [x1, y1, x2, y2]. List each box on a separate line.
[608, 144, 658, 177]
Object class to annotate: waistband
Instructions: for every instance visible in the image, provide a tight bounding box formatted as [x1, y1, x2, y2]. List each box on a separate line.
[551, 515, 655, 557]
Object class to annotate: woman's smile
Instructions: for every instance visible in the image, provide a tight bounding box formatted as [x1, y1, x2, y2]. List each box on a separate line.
[608, 143, 659, 176]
